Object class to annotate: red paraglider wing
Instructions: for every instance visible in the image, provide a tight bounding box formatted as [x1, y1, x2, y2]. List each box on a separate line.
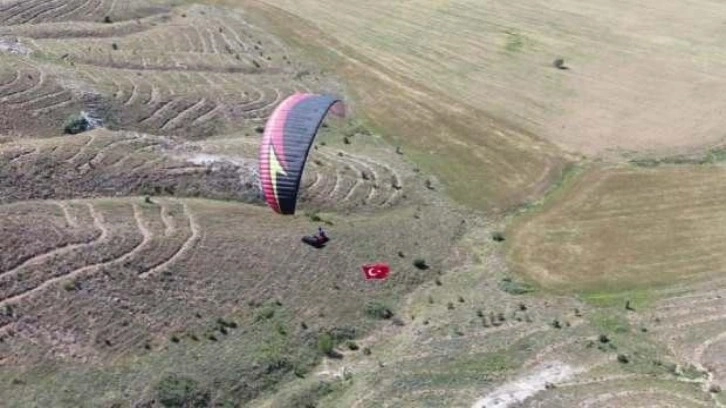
[259, 93, 345, 214]
[362, 263, 390, 280]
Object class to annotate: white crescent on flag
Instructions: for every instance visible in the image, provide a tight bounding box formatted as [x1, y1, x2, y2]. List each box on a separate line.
[362, 263, 390, 280]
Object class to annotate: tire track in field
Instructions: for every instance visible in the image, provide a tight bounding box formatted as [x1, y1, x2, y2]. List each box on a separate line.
[579, 389, 712, 408]
[57, 201, 78, 228]
[0, 203, 105, 280]
[139, 201, 199, 278]
[0, 203, 150, 308]
[7, 146, 38, 164]
[64, 133, 97, 165]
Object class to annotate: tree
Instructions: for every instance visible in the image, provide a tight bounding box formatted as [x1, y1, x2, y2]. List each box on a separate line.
[553, 58, 568, 70]
[413, 259, 429, 270]
[63, 114, 90, 135]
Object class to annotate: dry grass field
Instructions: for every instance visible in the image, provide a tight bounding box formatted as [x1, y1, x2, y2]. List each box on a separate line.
[0, 0, 725, 407]
[508, 164, 726, 292]
[253, 0, 726, 157]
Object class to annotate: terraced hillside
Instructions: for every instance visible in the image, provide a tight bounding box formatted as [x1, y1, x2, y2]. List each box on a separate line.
[0, 2, 476, 406]
[0, 129, 260, 202]
[0, 198, 467, 404]
[2, 0, 726, 407]
[0, 2, 335, 140]
[0, 0, 173, 26]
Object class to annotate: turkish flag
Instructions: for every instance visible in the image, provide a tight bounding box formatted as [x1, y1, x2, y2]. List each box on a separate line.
[362, 263, 390, 280]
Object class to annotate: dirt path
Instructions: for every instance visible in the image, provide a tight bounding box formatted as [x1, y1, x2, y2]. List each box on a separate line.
[139, 201, 199, 278]
[471, 361, 583, 408]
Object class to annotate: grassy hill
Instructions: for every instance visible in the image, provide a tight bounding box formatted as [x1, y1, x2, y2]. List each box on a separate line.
[0, 0, 725, 407]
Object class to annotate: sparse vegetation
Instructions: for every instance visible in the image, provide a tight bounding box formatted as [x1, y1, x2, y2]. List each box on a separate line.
[155, 375, 210, 408]
[317, 333, 335, 356]
[365, 301, 394, 319]
[499, 277, 534, 295]
[413, 258, 429, 270]
[285, 380, 344, 408]
[553, 58, 568, 70]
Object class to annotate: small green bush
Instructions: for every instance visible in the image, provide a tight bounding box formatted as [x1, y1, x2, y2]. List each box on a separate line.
[492, 232, 506, 242]
[155, 375, 210, 408]
[499, 278, 534, 295]
[365, 302, 394, 320]
[63, 114, 90, 135]
[318, 333, 334, 356]
[63, 280, 79, 291]
[255, 307, 275, 322]
[413, 259, 429, 270]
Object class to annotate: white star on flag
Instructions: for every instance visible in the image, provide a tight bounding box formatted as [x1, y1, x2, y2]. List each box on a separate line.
[362, 263, 390, 280]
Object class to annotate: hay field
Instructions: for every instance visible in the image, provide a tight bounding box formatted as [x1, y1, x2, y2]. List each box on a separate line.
[255, 0, 726, 157]
[224, 0, 569, 213]
[508, 164, 726, 292]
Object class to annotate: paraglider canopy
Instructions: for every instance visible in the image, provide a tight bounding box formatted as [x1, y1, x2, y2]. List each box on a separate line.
[259, 93, 345, 215]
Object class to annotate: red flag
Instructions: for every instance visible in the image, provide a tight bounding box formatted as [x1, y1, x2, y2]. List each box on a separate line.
[362, 263, 390, 280]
